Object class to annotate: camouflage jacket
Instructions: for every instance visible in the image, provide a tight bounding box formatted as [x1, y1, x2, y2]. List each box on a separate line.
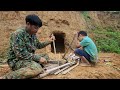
[7, 28, 51, 62]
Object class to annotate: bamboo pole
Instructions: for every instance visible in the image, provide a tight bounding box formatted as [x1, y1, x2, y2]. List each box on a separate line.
[61, 61, 79, 75]
[37, 61, 76, 78]
[54, 65, 70, 75]
[52, 34, 60, 65]
[52, 37, 56, 55]
[62, 34, 76, 62]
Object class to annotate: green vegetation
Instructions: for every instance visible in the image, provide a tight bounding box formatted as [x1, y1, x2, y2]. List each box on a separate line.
[81, 11, 91, 21]
[92, 27, 120, 54]
[81, 11, 120, 54]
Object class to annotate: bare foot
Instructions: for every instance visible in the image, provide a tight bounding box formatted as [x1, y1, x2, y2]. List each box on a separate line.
[80, 63, 91, 67]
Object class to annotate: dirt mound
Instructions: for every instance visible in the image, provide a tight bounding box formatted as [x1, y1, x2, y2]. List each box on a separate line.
[0, 11, 120, 59]
[0, 11, 87, 59]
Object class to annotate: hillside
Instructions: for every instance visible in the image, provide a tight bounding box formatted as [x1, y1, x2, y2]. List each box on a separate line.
[0, 11, 120, 60]
[0, 11, 120, 79]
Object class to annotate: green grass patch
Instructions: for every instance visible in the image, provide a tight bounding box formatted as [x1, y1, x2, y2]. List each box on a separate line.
[92, 27, 120, 54]
[81, 11, 91, 21]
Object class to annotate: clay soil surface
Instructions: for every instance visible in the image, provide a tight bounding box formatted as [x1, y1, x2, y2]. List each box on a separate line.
[0, 53, 120, 79]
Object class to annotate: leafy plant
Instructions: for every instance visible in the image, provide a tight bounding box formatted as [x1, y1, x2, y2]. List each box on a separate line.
[92, 27, 120, 54]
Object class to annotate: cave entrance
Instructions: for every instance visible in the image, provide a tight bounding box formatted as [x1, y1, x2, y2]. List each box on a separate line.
[51, 32, 65, 53]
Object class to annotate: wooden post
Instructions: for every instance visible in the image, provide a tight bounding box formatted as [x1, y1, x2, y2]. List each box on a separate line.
[52, 34, 60, 65]
[53, 35, 56, 55]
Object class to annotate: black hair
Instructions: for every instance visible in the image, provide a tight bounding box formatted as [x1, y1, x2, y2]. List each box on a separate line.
[25, 14, 42, 27]
[78, 31, 87, 37]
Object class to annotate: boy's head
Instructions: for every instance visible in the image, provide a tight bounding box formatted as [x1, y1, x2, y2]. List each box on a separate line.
[78, 31, 87, 37]
[77, 31, 87, 40]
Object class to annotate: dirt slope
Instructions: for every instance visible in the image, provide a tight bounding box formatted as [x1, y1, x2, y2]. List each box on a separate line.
[0, 11, 120, 79]
[0, 11, 120, 60]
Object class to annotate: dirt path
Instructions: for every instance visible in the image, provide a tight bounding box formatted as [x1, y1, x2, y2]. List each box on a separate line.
[0, 53, 120, 79]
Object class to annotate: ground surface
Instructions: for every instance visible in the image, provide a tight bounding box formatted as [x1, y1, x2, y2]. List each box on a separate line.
[0, 53, 120, 79]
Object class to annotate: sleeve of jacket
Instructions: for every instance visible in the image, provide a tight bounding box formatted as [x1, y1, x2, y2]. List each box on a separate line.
[35, 36, 52, 49]
[11, 32, 42, 62]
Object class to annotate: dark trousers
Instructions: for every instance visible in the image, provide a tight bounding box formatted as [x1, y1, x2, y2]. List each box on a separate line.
[74, 48, 91, 62]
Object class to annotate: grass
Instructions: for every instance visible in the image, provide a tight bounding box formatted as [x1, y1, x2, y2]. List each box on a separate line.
[81, 11, 120, 54]
[81, 11, 91, 21]
[92, 27, 120, 54]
